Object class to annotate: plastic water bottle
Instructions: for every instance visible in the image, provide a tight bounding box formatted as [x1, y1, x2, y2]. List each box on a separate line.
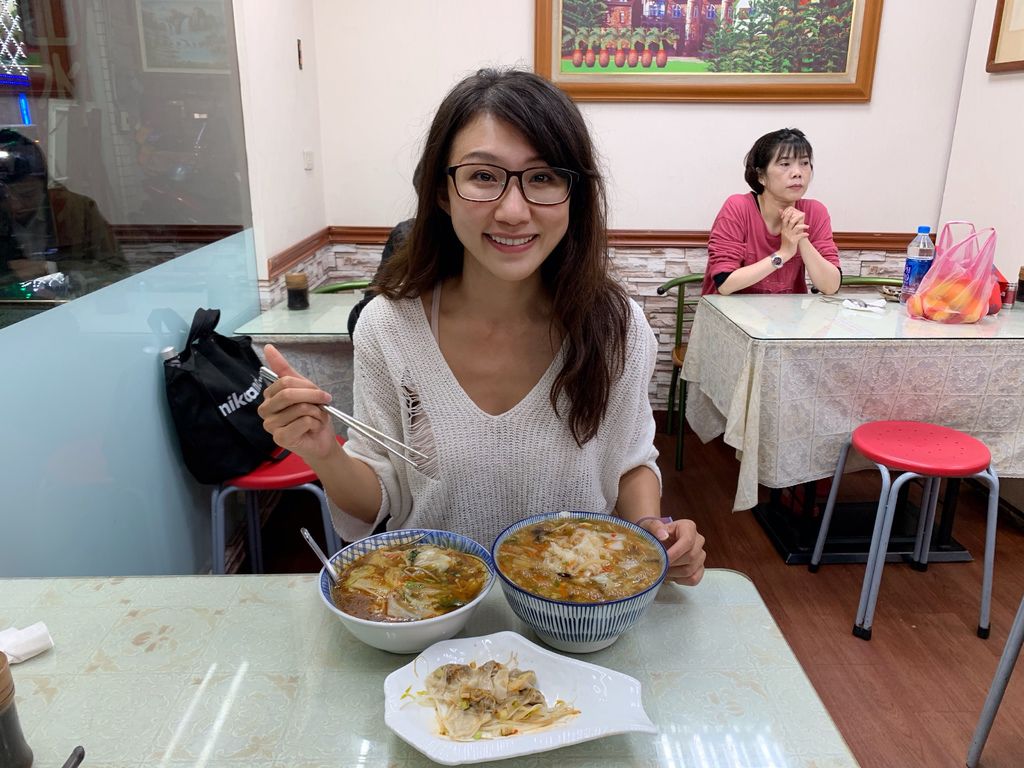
[900, 226, 935, 304]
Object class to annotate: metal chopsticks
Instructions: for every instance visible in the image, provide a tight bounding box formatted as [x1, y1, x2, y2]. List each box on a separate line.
[258, 366, 427, 468]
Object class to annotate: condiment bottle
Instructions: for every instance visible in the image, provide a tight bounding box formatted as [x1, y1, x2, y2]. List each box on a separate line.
[0, 652, 33, 768]
[286, 273, 310, 310]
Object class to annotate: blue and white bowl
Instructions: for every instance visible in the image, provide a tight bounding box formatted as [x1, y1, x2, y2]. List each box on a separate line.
[491, 512, 668, 654]
[319, 529, 495, 654]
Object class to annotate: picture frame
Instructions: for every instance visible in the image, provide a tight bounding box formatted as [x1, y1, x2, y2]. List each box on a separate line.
[987, 0, 1024, 73]
[136, 0, 231, 74]
[535, 0, 884, 102]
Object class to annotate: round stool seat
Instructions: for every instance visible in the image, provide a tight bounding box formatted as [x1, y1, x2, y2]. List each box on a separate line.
[852, 421, 990, 477]
[225, 436, 344, 490]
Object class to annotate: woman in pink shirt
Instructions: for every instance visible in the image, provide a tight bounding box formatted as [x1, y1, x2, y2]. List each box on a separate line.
[701, 128, 841, 295]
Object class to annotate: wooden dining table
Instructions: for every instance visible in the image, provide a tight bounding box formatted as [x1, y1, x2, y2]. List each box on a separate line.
[1, 569, 857, 766]
[682, 293, 1024, 562]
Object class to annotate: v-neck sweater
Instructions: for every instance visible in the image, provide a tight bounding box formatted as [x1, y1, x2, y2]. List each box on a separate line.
[332, 294, 661, 547]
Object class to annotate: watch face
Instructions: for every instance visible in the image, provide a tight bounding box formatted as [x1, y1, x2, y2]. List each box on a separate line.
[771, 254, 784, 268]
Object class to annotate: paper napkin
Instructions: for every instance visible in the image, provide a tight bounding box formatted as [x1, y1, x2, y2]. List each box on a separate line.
[0, 622, 54, 663]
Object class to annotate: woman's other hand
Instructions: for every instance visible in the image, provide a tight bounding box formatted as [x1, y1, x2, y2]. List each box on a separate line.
[257, 344, 339, 462]
[641, 517, 707, 586]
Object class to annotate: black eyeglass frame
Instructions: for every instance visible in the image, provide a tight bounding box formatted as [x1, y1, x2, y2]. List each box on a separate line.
[446, 163, 580, 206]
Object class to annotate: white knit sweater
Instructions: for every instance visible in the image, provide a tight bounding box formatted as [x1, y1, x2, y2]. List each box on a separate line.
[331, 294, 661, 547]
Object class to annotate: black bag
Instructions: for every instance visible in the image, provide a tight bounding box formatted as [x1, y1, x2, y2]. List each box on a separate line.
[163, 308, 279, 484]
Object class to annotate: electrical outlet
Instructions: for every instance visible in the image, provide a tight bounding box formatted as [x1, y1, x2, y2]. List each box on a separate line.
[303, 150, 314, 171]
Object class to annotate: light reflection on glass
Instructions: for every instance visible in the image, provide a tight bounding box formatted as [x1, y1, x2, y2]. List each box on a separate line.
[157, 662, 218, 767]
[195, 661, 249, 768]
[673, 723, 790, 767]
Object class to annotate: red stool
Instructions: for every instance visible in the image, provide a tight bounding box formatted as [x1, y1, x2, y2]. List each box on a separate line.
[210, 437, 344, 574]
[810, 421, 999, 640]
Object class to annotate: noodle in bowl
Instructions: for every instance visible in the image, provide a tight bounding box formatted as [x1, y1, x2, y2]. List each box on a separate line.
[491, 512, 668, 653]
[318, 529, 495, 654]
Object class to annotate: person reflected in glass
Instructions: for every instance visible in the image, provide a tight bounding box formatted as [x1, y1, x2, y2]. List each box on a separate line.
[701, 128, 841, 296]
[259, 68, 705, 586]
[0, 129, 125, 298]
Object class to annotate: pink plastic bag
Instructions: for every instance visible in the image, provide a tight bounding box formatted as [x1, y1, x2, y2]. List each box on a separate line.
[906, 223, 996, 324]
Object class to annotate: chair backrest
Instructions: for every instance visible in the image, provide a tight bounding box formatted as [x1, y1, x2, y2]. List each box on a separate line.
[840, 275, 902, 287]
[657, 274, 705, 347]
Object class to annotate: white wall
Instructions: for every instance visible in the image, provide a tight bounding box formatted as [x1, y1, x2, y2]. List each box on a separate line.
[941, 0, 1024, 274]
[312, 0, 974, 235]
[234, 0, 327, 277]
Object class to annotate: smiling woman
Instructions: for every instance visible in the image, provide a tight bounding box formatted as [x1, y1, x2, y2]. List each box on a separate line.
[258, 67, 706, 588]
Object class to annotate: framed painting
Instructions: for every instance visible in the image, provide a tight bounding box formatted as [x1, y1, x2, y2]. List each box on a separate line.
[987, 0, 1024, 73]
[535, 0, 884, 102]
[136, 0, 231, 74]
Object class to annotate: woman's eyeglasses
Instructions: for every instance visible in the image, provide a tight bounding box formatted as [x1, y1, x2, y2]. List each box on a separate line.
[447, 163, 578, 205]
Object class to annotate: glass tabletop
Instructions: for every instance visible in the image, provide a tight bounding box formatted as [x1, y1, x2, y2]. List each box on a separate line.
[704, 294, 1024, 341]
[234, 292, 361, 337]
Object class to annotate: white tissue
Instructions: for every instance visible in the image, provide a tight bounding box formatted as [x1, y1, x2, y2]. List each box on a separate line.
[842, 298, 886, 313]
[0, 622, 54, 663]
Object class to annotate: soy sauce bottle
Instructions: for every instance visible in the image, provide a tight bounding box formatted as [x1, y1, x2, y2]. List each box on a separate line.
[0, 652, 33, 767]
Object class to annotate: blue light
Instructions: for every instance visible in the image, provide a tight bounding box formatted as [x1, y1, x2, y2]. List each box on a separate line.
[18, 92, 31, 125]
[0, 72, 31, 89]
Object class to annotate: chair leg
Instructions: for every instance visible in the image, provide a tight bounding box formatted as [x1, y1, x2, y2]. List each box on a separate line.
[674, 380, 687, 471]
[666, 366, 679, 435]
[856, 470, 921, 640]
[973, 467, 1000, 638]
[211, 485, 235, 575]
[300, 482, 342, 557]
[810, 440, 852, 571]
[967, 593, 1024, 768]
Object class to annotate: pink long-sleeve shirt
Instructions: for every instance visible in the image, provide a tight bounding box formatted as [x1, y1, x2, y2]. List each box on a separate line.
[701, 192, 840, 295]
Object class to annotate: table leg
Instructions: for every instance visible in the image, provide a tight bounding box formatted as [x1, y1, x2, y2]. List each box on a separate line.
[752, 479, 972, 565]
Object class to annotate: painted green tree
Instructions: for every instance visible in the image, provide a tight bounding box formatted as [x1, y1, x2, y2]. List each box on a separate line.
[703, 0, 854, 73]
[562, 0, 609, 54]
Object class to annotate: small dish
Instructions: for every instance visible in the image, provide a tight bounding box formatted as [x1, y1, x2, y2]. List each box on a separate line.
[383, 630, 656, 765]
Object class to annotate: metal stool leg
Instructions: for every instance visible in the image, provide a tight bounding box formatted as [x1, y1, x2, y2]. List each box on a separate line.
[300, 482, 341, 557]
[856, 470, 920, 639]
[211, 485, 236, 575]
[244, 492, 264, 574]
[912, 477, 941, 570]
[810, 440, 852, 571]
[972, 467, 1000, 638]
[967, 593, 1024, 768]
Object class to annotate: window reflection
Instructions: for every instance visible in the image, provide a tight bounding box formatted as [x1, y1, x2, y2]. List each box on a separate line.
[0, 0, 250, 329]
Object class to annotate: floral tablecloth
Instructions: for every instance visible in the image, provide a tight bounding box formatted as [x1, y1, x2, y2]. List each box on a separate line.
[682, 295, 1024, 511]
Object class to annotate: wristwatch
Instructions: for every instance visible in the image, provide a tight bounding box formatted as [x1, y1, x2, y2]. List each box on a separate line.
[770, 252, 784, 270]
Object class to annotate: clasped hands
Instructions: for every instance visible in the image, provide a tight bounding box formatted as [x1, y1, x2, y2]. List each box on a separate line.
[778, 206, 810, 264]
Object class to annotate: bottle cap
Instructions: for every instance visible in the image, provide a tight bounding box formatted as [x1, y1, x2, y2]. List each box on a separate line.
[917, 226, 931, 234]
[159, 346, 177, 361]
[286, 273, 309, 289]
[0, 652, 14, 709]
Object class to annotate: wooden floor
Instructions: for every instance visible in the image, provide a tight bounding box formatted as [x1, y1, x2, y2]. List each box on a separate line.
[259, 423, 1024, 768]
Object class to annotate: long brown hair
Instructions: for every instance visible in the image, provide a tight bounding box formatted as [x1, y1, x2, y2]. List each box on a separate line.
[376, 68, 630, 445]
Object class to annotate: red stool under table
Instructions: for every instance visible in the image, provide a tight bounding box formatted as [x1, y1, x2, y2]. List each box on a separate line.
[810, 421, 999, 641]
[209, 437, 344, 574]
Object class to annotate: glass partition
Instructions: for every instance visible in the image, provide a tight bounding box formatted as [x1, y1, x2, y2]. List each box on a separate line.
[0, 0, 259, 576]
[0, 0, 250, 329]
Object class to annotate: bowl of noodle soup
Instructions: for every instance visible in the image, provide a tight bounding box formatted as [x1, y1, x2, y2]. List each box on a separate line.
[492, 512, 668, 653]
[319, 529, 495, 653]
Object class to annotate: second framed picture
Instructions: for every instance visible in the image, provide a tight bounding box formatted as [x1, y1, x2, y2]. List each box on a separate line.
[535, 0, 884, 102]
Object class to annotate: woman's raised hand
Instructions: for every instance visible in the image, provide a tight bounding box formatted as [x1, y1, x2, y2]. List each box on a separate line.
[780, 206, 809, 257]
[257, 344, 339, 461]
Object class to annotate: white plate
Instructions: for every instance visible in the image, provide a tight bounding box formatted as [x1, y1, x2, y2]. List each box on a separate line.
[383, 630, 656, 765]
